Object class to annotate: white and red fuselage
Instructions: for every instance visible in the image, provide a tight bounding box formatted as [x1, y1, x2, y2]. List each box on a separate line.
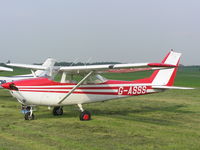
[4, 77, 163, 106]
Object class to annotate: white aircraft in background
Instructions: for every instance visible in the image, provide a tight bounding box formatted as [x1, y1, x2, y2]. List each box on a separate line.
[0, 66, 13, 72]
[2, 51, 193, 121]
[0, 58, 56, 85]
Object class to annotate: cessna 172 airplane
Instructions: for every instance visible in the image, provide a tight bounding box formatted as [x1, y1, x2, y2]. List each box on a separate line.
[0, 58, 56, 86]
[2, 51, 193, 121]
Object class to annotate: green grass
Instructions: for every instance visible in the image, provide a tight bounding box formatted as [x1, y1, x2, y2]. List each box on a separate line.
[0, 67, 200, 150]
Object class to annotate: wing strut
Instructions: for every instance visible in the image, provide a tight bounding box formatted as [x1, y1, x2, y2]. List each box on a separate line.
[31, 70, 37, 78]
[58, 71, 94, 104]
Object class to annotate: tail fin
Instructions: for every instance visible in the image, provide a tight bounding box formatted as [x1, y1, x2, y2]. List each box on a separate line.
[35, 58, 56, 77]
[150, 51, 181, 86]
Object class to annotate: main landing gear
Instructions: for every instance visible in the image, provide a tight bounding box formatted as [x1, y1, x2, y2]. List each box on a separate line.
[22, 105, 35, 120]
[21, 105, 91, 121]
[52, 104, 91, 121]
[78, 104, 91, 121]
[53, 106, 63, 116]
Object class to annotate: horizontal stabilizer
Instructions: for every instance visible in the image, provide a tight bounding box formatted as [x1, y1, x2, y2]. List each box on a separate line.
[152, 85, 194, 90]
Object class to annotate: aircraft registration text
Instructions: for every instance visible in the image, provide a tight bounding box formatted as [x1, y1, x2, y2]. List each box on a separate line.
[118, 86, 147, 95]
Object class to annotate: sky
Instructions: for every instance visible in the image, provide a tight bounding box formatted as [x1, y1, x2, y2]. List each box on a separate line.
[0, 0, 199, 65]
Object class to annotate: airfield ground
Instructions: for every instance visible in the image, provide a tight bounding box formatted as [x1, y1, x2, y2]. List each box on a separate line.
[0, 67, 200, 150]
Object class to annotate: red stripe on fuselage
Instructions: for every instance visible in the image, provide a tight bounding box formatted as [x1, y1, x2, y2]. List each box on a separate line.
[19, 90, 119, 95]
[19, 86, 120, 90]
[18, 85, 152, 96]
[18, 90, 150, 96]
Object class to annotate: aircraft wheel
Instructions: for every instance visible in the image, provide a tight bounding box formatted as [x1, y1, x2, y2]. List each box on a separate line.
[53, 107, 63, 116]
[24, 112, 35, 120]
[80, 110, 91, 121]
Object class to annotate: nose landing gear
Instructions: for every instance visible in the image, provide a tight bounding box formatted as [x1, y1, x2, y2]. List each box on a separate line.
[22, 105, 35, 120]
[24, 111, 35, 120]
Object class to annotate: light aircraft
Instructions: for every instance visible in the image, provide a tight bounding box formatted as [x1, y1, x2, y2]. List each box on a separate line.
[0, 58, 56, 85]
[2, 51, 193, 121]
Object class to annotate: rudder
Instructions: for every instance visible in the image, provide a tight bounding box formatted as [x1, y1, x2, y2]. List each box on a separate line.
[35, 58, 56, 77]
[150, 51, 181, 86]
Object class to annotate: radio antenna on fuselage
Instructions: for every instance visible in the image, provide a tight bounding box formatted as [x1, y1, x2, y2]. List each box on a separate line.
[70, 58, 79, 66]
[84, 57, 92, 66]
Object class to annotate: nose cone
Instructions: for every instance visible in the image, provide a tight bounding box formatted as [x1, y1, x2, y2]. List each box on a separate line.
[2, 82, 18, 91]
[1, 82, 11, 89]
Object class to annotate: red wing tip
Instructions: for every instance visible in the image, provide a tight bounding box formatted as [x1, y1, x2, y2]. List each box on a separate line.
[148, 63, 177, 67]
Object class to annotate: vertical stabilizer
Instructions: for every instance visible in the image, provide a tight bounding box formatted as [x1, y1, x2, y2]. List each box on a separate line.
[150, 51, 181, 86]
[35, 58, 56, 77]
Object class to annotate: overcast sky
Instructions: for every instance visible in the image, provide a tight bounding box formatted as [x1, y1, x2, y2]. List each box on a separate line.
[0, 0, 199, 65]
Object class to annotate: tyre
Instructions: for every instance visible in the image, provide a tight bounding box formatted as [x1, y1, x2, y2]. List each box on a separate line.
[24, 112, 35, 120]
[53, 107, 63, 116]
[80, 110, 91, 121]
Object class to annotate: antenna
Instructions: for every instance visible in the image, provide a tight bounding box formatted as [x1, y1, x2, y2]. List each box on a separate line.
[70, 58, 79, 66]
[85, 57, 92, 66]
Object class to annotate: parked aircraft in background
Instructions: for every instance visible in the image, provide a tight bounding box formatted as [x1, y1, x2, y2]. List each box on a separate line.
[0, 66, 13, 72]
[0, 58, 56, 85]
[2, 51, 193, 121]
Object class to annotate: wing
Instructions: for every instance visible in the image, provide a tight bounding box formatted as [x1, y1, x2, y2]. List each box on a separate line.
[0, 66, 13, 72]
[59, 63, 176, 74]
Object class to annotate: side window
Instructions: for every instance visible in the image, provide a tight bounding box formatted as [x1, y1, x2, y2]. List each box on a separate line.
[59, 73, 107, 84]
[84, 74, 107, 84]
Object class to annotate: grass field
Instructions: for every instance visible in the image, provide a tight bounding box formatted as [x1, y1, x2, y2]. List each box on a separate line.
[0, 68, 200, 150]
